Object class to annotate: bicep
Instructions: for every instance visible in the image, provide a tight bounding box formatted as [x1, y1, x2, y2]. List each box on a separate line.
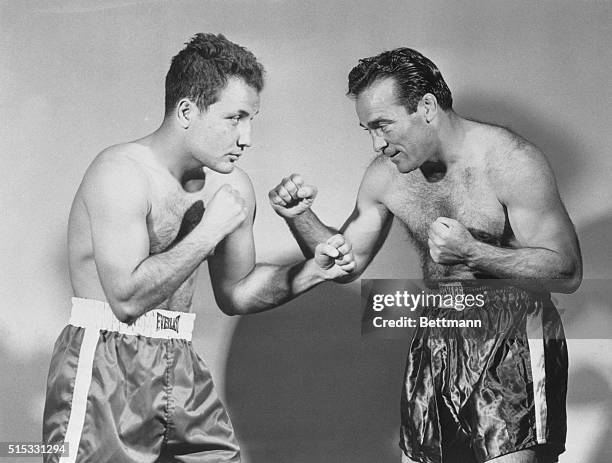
[85, 164, 150, 300]
[501, 152, 579, 257]
[207, 214, 256, 290]
[207, 168, 257, 292]
[340, 189, 392, 267]
[507, 194, 575, 251]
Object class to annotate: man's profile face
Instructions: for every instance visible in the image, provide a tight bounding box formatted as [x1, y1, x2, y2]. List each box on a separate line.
[355, 77, 434, 173]
[187, 77, 260, 174]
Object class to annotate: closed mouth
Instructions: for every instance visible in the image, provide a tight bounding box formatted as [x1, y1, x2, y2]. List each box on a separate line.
[227, 153, 242, 163]
[383, 147, 399, 158]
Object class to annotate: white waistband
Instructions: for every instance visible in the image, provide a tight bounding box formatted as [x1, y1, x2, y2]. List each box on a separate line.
[70, 298, 195, 341]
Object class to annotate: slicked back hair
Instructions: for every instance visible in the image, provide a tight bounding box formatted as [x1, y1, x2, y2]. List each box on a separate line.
[165, 33, 264, 115]
[347, 48, 452, 113]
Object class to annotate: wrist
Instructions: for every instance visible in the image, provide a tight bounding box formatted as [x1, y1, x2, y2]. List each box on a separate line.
[306, 258, 329, 283]
[285, 207, 313, 222]
[195, 224, 224, 252]
[463, 239, 481, 269]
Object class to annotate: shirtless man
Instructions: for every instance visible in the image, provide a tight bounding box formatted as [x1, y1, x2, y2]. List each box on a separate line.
[42, 33, 354, 463]
[269, 48, 582, 463]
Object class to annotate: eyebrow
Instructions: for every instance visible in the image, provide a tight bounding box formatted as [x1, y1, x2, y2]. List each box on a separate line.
[359, 118, 393, 129]
[226, 109, 259, 118]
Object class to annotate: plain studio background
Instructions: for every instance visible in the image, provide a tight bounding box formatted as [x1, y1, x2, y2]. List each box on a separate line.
[1, 1, 611, 462]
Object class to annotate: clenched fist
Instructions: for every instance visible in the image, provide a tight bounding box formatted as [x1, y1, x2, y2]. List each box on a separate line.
[427, 217, 475, 265]
[314, 234, 356, 280]
[268, 174, 317, 219]
[200, 184, 248, 244]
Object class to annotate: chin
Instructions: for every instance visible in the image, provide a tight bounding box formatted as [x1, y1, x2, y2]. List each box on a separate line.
[208, 162, 235, 175]
[395, 161, 417, 174]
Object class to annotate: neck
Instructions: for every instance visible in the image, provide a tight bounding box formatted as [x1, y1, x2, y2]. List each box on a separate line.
[438, 110, 468, 160]
[418, 110, 468, 181]
[138, 120, 200, 180]
[425, 110, 468, 164]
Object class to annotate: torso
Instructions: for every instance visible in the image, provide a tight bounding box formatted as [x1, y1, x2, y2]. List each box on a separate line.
[68, 145, 218, 312]
[378, 124, 518, 281]
[142, 163, 210, 311]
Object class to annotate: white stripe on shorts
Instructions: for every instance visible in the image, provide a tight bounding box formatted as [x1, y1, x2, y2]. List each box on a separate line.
[528, 336, 548, 444]
[59, 327, 100, 463]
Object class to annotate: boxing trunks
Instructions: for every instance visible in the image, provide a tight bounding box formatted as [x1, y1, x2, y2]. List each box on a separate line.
[400, 282, 567, 463]
[43, 298, 240, 463]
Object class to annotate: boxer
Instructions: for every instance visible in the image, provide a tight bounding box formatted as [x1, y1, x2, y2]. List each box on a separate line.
[270, 48, 582, 463]
[42, 33, 354, 463]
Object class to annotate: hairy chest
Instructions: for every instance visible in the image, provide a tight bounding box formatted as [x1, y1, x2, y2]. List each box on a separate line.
[384, 167, 511, 250]
[146, 178, 207, 255]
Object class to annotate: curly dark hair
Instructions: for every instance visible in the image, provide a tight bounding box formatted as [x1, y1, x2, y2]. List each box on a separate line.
[165, 33, 265, 114]
[347, 48, 452, 113]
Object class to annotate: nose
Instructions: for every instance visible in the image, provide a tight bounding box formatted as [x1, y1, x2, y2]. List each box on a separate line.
[371, 133, 388, 153]
[237, 122, 252, 149]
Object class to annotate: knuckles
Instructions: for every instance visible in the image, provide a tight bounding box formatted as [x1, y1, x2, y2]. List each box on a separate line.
[268, 174, 310, 203]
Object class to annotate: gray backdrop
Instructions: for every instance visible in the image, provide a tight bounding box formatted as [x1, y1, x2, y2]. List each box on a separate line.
[1, 1, 611, 462]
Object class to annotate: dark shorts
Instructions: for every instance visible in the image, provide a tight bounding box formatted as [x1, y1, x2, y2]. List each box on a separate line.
[43, 298, 240, 463]
[400, 283, 567, 463]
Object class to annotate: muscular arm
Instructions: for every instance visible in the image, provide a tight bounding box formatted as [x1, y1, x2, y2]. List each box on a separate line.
[271, 160, 394, 283]
[84, 154, 221, 323]
[209, 169, 354, 315]
[441, 144, 582, 293]
[285, 208, 338, 258]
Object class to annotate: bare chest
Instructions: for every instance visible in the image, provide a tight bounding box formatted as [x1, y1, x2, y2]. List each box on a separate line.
[146, 182, 206, 255]
[145, 176, 208, 311]
[383, 167, 512, 278]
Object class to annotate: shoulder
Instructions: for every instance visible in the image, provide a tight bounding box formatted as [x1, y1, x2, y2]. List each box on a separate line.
[365, 154, 395, 176]
[84, 144, 149, 182]
[472, 123, 548, 170]
[80, 144, 151, 210]
[360, 155, 396, 198]
[480, 126, 558, 202]
[204, 166, 255, 206]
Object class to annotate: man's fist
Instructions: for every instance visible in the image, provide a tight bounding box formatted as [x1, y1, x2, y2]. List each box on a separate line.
[314, 234, 356, 279]
[200, 184, 248, 244]
[427, 217, 475, 265]
[268, 174, 317, 219]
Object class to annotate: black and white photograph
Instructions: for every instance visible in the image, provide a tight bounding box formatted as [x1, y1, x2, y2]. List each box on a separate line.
[1, 1, 611, 462]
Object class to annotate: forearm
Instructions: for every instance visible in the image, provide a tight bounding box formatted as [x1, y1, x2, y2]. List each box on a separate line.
[110, 234, 217, 321]
[286, 209, 337, 257]
[465, 241, 581, 292]
[221, 259, 327, 315]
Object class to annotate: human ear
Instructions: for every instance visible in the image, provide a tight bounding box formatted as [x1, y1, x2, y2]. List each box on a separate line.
[177, 99, 196, 129]
[421, 93, 438, 123]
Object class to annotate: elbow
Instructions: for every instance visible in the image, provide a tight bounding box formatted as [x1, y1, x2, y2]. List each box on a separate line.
[555, 258, 583, 294]
[554, 277, 581, 294]
[560, 270, 582, 294]
[109, 299, 140, 324]
[214, 293, 245, 316]
[107, 288, 144, 324]
[218, 303, 242, 317]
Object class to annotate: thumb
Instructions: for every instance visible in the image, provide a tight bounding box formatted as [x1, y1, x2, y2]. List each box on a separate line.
[316, 243, 340, 259]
